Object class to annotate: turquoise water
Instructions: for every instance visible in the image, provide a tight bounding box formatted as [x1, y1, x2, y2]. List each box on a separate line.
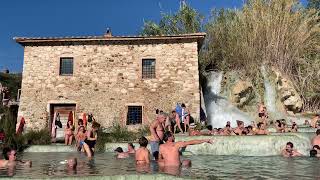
[0, 152, 319, 179]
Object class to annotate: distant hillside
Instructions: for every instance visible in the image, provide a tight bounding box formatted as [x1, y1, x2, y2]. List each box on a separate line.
[0, 72, 22, 100]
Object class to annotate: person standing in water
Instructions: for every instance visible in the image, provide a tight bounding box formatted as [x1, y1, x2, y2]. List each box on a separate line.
[83, 121, 100, 158]
[135, 136, 150, 165]
[149, 112, 166, 159]
[159, 131, 213, 175]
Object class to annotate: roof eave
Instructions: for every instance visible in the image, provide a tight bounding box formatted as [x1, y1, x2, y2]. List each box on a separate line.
[14, 33, 206, 46]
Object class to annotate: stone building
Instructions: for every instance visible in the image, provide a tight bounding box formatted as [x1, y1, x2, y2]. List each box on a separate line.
[15, 31, 205, 135]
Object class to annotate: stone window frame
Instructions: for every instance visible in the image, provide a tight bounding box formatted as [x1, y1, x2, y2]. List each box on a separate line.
[59, 57, 74, 76]
[141, 58, 156, 79]
[125, 103, 144, 125]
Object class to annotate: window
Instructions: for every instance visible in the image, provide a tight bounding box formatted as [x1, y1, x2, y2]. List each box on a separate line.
[59, 57, 73, 75]
[142, 59, 155, 79]
[126, 106, 142, 125]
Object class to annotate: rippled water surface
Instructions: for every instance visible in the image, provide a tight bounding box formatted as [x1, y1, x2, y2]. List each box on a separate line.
[0, 152, 319, 179]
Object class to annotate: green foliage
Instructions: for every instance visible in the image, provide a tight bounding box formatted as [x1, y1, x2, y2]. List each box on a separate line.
[95, 122, 150, 152]
[0, 72, 22, 100]
[107, 122, 137, 142]
[141, 4, 204, 35]
[1, 107, 51, 151]
[307, 0, 320, 10]
[23, 129, 51, 145]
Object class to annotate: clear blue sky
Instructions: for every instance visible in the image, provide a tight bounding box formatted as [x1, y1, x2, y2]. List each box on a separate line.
[0, 0, 308, 73]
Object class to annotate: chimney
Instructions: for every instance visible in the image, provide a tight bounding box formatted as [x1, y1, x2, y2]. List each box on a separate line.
[104, 28, 112, 37]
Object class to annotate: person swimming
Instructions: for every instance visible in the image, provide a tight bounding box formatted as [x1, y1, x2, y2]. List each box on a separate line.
[114, 147, 129, 159]
[281, 142, 302, 157]
[0, 148, 32, 168]
[126, 143, 136, 154]
[310, 149, 318, 157]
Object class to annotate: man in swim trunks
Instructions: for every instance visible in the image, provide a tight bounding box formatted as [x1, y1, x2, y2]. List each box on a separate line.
[281, 142, 302, 157]
[135, 136, 150, 165]
[159, 131, 213, 167]
[149, 112, 166, 159]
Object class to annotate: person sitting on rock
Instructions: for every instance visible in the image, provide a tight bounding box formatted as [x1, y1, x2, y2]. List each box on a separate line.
[223, 125, 232, 135]
[275, 120, 285, 133]
[65, 120, 75, 145]
[246, 125, 255, 135]
[255, 122, 269, 135]
[233, 120, 245, 135]
[188, 124, 202, 136]
[288, 122, 298, 132]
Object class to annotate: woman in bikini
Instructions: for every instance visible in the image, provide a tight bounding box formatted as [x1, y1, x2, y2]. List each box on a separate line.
[65, 120, 74, 145]
[135, 136, 150, 165]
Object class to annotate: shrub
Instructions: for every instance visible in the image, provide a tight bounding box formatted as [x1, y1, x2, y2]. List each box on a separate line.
[95, 122, 145, 152]
[23, 129, 51, 145]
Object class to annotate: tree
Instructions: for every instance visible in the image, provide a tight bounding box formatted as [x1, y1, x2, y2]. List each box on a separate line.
[307, 0, 320, 10]
[140, 4, 204, 35]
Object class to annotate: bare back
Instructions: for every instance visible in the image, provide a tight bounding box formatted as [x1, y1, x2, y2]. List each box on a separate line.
[135, 147, 150, 165]
[159, 142, 181, 166]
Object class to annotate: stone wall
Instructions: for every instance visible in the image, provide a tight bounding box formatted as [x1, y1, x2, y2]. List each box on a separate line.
[18, 41, 200, 130]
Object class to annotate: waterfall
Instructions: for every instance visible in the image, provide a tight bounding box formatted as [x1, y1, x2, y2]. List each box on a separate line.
[176, 134, 312, 156]
[261, 66, 284, 120]
[204, 71, 253, 128]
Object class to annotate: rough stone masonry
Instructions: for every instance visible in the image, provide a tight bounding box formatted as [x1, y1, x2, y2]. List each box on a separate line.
[15, 32, 205, 131]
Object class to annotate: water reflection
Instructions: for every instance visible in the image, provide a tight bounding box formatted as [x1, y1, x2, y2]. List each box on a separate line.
[0, 153, 319, 179]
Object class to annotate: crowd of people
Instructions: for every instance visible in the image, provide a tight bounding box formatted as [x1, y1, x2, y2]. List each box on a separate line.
[0, 102, 319, 176]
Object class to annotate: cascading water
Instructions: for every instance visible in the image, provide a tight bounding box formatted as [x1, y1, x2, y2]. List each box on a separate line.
[176, 134, 311, 156]
[204, 71, 253, 128]
[261, 66, 284, 120]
